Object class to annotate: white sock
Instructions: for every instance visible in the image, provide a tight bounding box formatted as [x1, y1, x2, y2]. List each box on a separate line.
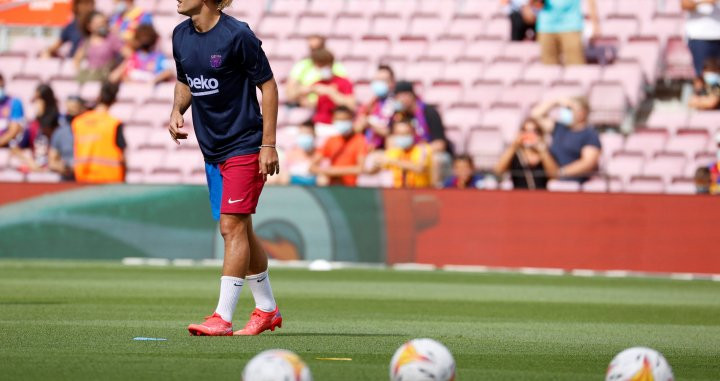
[245, 270, 277, 312]
[214, 276, 243, 322]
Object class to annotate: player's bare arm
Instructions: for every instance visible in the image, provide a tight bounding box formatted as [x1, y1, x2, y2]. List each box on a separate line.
[169, 81, 191, 144]
[258, 77, 279, 180]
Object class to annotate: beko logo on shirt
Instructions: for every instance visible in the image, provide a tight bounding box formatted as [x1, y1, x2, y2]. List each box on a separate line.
[186, 74, 219, 96]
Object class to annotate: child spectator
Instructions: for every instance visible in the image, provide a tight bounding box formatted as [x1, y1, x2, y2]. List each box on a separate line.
[377, 117, 434, 188]
[109, 24, 174, 84]
[357, 65, 397, 149]
[444, 155, 484, 189]
[109, 0, 153, 43]
[310, 106, 368, 186]
[0, 73, 25, 148]
[494, 118, 559, 190]
[286, 35, 347, 107]
[74, 11, 124, 82]
[695, 166, 712, 194]
[307, 49, 356, 125]
[285, 120, 318, 186]
[44, 0, 96, 58]
[49, 96, 87, 181]
[393, 81, 451, 155]
[689, 58, 720, 110]
[531, 96, 601, 182]
[12, 84, 60, 172]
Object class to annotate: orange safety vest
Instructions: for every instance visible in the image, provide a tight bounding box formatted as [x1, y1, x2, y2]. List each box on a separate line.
[72, 110, 124, 183]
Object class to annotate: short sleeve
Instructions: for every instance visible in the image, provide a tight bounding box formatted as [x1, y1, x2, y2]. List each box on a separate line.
[9, 99, 24, 122]
[172, 28, 188, 84]
[584, 129, 602, 149]
[234, 26, 274, 85]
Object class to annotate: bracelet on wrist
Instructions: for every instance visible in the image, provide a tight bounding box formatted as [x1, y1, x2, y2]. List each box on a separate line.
[260, 144, 276, 149]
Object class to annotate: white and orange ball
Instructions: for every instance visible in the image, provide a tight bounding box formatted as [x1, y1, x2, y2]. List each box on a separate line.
[390, 338, 456, 381]
[605, 347, 674, 381]
[243, 349, 312, 381]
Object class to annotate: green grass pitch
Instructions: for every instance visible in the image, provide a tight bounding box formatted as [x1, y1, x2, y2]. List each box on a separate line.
[1, 260, 718, 380]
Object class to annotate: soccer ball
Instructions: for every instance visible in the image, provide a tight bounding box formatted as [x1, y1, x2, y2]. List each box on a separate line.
[389, 338, 456, 381]
[605, 347, 674, 381]
[242, 349, 313, 381]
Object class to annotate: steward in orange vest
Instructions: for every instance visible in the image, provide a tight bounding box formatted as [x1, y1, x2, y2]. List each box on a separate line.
[72, 82, 125, 183]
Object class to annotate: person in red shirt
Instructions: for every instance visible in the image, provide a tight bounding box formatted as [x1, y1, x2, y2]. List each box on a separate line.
[310, 106, 368, 186]
[305, 48, 356, 125]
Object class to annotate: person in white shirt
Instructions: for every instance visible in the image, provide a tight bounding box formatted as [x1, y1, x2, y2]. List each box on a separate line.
[682, 0, 720, 89]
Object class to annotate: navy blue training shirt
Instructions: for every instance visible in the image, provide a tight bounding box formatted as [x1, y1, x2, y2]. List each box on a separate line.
[172, 13, 273, 163]
[550, 122, 602, 182]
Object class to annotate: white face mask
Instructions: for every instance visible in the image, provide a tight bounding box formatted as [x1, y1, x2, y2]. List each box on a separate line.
[334, 120, 353, 135]
[114, 1, 127, 14]
[319, 67, 333, 81]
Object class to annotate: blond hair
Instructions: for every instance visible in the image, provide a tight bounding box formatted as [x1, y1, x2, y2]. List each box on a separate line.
[216, 0, 233, 10]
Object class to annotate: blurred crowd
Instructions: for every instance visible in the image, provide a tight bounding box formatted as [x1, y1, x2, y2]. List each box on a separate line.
[0, 0, 719, 194]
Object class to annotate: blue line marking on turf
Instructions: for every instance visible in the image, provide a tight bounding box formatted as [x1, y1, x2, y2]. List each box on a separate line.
[133, 337, 168, 341]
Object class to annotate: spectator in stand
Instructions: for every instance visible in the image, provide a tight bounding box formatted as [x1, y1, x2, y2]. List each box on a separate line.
[531, 97, 601, 182]
[695, 166, 711, 194]
[44, 0, 96, 58]
[710, 132, 720, 194]
[682, 0, 720, 92]
[109, 0, 153, 43]
[72, 82, 126, 183]
[49, 96, 87, 181]
[286, 35, 347, 107]
[392, 81, 452, 184]
[283, 120, 318, 186]
[74, 11, 125, 83]
[11, 84, 60, 173]
[537, 0, 600, 65]
[494, 118, 559, 190]
[0, 73, 25, 148]
[376, 117, 434, 188]
[307, 49, 356, 125]
[444, 155, 484, 189]
[356, 65, 397, 149]
[310, 106, 368, 186]
[689, 58, 720, 110]
[501, 0, 541, 41]
[109, 24, 174, 84]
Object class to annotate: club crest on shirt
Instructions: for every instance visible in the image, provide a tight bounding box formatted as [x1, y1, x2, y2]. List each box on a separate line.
[210, 54, 222, 68]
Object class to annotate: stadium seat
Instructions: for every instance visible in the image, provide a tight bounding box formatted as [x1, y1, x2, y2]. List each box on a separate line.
[589, 81, 628, 126]
[284, 107, 314, 126]
[389, 36, 428, 61]
[443, 104, 482, 134]
[666, 130, 710, 159]
[562, 65, 602, 92]
[0, 56, 25, 79]
[606, 151, 645, 183]
[599, 132, 625, 160]
[602, 60, 645, 107]
[354, 36, 391, 62]
[273, 36, 307, 62]
[444, 126, 466, 154]
[619, 37, 660, 83]
[49, 79, 81, 103]
[642, 152, 686, 183]
[116, 82, 154, 105]
[258, 13, 296, 38]
[308, 0, 345, 15]
[624, 128, 668, 158]
[123, 126, 149, 150]
[615, 0, 655, 22]
[447, 14, 482, 38]
[340, 56, 370, 82]
[602, 15, 640, 42]
[333, 13, 371, 41]
[372, 13, 407, 39]
[383, 0, 418, 18]
[465, 80, 503, 109]
[408, 14, 446, 40]
[464, 37, 504, 60]
[297, 12, 335, 36]
[665, 177, 696, 195]
[132, 103, 171, 128]
[0, 169, 25, 182]
[422, 80, 463, 109]
[126, 148, 166, 175]
[154, 14, 179, 38]
[664, 36, 695, 80]
[641, 14, 684, 45]
[545, 80, 586, 99]
[502, 42, 540, 64]
[481, 106, 524, 143]
[21, 58, 62, 82]
[687, 111, 720, 134]
[405, 57, 445, 86]
[326, 36, 354, 59]
[626, 176, 665, 193]
[144, 168, 183, 184]
[0, 148, 9, 168]
[499, 80, 543, 111]
[150, 82, 176, 103]
[483, 16, 510, 40]
[354, 80, 373, 105]
[110, 102, 136, 123]
[645, 109, 689, 133]
[427, 36, 467, 61]
[26, 171, 61, 183]
[582, 176, 623, 193]
[442, 58, 483, 88]
[183, 167, 208, 185]
[164, 149, 205, 176]
[547, 180, 581, 192]
[345, 0, 383, 17]
[270, 0, 309, 17]
[466, 127, 505, 170]
[482, 58, 525, 85]
[522, 63, 563, 86]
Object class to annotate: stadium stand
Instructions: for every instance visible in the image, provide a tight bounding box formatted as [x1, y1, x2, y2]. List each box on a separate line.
[0, 0, 718, 195]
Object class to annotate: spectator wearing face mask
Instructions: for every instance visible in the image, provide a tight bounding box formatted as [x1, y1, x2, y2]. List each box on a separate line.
[310, 106, 368, 186]
[49, 96, 87, 181]
[284, 120, 317, 186]
[44, 0, 96, 58]
[74, 11, 124, 83]
[109, 24, 174, 84]
[530, 96, 601, 182]
[12, 84, 60, 173]
[286, 35, 347, 107]
[376, 117, 434, 188]
[494, 118, 559, 190]
[444, 155, 484, 189]
[689, 58, 720, 110]
[0, 73, 25, 148]
[682, 0, 720, 92]
[357, 65, 397, 149]
[306, 49, 356, 125]
[109, 0, 153, 43]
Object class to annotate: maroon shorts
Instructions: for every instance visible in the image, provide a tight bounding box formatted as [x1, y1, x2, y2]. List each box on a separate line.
[207, 153, 264, 217]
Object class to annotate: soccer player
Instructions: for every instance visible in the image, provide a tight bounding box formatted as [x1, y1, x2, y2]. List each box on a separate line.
[169, 0, 281, 336]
